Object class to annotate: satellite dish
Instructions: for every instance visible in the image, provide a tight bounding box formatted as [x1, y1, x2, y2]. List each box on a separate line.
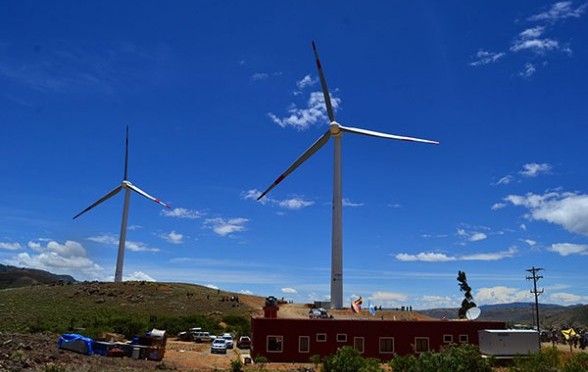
[466, 306, 481, 320]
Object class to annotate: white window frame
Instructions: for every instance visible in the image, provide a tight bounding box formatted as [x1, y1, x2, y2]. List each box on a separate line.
[336, 333, 347, 343]
[379, 337, 395, 354]
[316, 333, 327, 342]
[414, 337, 430, 353]
[298, 336, 310, 353]
[354, 337, 364, 353]
[459, 334, 469, 344]
[443, 334, 453, 344]
[266, 335, 283, 353]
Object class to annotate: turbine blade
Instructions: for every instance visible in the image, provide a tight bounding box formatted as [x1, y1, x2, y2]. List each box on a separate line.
[73, 185, 123, 219]
[312, 41, 336, 123]
[340, 125, 439, 145]
[257, 129, 331, 200]
[124, 126, 129, 180]
[126, 183, 171, 208]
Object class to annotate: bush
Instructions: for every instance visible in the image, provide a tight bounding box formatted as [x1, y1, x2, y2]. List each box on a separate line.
[509, 347, 561, 372]
[562, 352, 588, 372]
[323, 346, 384, 372]
[231, 358, 243, 372]
[389, 344, 491, 372]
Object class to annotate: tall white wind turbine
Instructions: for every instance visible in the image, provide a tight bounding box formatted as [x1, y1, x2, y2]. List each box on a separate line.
[74, 127, 170, 282]
[257, 42, 439, 309]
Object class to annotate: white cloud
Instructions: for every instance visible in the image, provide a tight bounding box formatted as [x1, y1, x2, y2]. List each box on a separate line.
[161, 207, 205, 219]
[124, 271, 156, 281]
[505, 191, 588, 236]
[417, 295, 456, 309]
[469, 50, 506, 66]
[278, 197, 315, 210]
[548, 243, 588, 256]
[281, 287, 298, 294]
[205, 283, 219, 290]
[160, 230, 184, 244]
[296, 74, 318, 90]
[395, 252, 455, 262]
[519, 163, 551, 177]
[343, 198, 364, 207]
[496, 175, 514, 185]
[251, 72, 269, 81]
[521, 239, 537, 246]
[548, 292, 585, 304]
[0, 242, 21, 250]
[370, 291, 408, 302]
[88, 234, 159, 252]
[511, 38, 560, 54]
[268, 91, 340, 130]
[528, 1, 587, 22]
[470, 232, 488, 242]
[395, 247, 516, 262]
[239, 289, 254, 295]
[491, 202, 507, 210]
[519, 63, 537, 78]
[519, 26, 546, 39]
[6, 240, 104, 279]
[204, 217, 249, 237]
[476, 286, 532, 304]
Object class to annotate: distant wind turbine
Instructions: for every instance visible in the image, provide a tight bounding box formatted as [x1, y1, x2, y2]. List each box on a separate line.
[73, 127, 170, 282]
[257, 42, 439, 309]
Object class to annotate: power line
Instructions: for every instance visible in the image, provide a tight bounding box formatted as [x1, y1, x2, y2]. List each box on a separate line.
[526, 266, 544, 349]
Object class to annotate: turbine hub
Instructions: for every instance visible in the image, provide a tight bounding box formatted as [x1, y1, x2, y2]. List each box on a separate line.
[329, 122, 343, 137]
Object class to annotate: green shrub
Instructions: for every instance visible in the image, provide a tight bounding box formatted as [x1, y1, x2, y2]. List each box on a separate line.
[509, 347, 561, 372]
[323, 346, 384, 372]
[389, 344, 491, 372]
[562, 352, 588, 372]
[231, 358, 243, 372]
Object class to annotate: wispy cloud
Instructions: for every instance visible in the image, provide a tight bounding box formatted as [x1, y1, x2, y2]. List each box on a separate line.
[504, 191, 588, 235]
[281, 287, 298, 294]
[159, 230, 184, 244]
[204, 217, 249, 237]
[519, 63, 537, 78]
[0, 242, 22, 250]
[456, 227, 489, 242]
[469, 50, 506, 66]
[528, 1, 587, 22]
[494, 162, 552, 185]
[394, 247, 517, 262]
[548, 243, 588, 256]
[296, 74, 318, 90]
[87, 234, 160, 252]
[343, 198, 365, 207]
[268, 91, 340, 130]
[251, 71, 282, 81]
[161, 207, 205, 219]
[242, 189, 315, 210]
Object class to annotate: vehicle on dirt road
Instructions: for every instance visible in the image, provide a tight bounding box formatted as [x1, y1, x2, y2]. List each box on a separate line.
[220, 333, 234, 349]
[211, 338, 227, 354]
[237, 336, 251, 349]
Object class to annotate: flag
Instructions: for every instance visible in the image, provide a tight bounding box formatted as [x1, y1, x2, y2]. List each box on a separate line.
[369, 302, 376, 316]
[561, 328, 577, 340]
[351, 296, 363, 313]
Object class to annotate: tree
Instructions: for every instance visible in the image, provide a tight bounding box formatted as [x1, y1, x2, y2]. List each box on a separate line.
[457, 271, 476, 319]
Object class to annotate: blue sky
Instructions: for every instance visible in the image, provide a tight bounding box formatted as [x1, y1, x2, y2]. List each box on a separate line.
[1, 1, 588, 310]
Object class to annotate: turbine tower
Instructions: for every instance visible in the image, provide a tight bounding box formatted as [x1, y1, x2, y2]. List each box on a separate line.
[74, 127, 170, 282]
[257, 42, 439, 309]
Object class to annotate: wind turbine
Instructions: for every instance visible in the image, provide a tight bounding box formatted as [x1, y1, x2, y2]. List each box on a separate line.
[257, 42, 439, 309]
[73, 127, 170, 282]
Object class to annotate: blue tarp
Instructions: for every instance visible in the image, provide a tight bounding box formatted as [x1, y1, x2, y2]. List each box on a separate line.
[58, 333, 94, 355]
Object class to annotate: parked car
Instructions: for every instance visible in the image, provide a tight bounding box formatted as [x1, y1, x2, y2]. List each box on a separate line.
[220, 333, 234, 349]
[192, 331, 214, 343]
[237, 336, 251, 349]
[211, 338, 227, 354]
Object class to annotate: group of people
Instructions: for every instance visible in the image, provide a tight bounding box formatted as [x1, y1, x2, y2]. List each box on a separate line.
[543, 327, 588, 350]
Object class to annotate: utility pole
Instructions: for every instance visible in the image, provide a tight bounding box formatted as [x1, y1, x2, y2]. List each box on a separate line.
[526, 266, 544, 349]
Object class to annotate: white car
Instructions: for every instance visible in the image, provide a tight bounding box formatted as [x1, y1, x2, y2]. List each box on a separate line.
[211, 338, 227, 354]
[220, 333, 234, 349]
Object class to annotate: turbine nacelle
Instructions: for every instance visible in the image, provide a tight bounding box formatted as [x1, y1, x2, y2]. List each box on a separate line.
[329, 122, 343, 137]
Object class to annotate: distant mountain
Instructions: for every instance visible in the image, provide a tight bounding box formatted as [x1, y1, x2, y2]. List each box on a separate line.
[0, 264, 76, 289]
[417, 302, 588, 328]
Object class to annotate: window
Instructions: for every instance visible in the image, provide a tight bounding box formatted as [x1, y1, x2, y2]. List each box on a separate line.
[414, 337, 429, 353]
[379, 337, 394, 354]
[299, 336, 309, 353]
[443, 334, 453, 344]
[336, 334, 347, 342]
[459, 334, 469, 344]
[316, 333, 327, 342]
[354, 337, 364, 353]
[267, 336, 283, 352]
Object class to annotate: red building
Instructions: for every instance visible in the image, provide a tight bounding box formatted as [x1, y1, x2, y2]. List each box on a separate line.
[251, 304, 506, 362]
